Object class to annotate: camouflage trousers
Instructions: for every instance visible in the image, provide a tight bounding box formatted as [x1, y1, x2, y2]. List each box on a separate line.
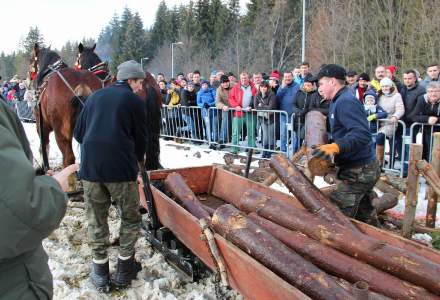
[83, 181, 141, 260]
[330, 160, 381, 221]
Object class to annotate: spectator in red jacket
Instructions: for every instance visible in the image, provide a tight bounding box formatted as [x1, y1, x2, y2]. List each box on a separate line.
[228, 72, 257, 154]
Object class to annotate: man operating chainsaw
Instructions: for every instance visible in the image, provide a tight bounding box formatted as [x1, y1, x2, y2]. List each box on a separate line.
[312, 64, 381, 225]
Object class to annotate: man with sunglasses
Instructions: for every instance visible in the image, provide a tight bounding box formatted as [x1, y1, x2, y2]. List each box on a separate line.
[312, 64, 380, 226]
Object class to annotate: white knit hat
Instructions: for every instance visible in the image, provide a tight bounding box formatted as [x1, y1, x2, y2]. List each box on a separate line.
[116, 60, 146, 81]
[380, 77, 393, 87]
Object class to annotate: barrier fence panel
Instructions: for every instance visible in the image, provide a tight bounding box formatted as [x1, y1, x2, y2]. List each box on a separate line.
[290, 114, 306, 157]
[372, 119, 406, 177]
[209, 107, 289, 155]
[159, 105, 290, 156]
[410, 122, 440, 164]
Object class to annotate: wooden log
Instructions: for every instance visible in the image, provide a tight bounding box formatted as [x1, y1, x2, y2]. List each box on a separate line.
[375, 179, 401, 198]
[262, 145, 306, 186]
[270, 154, 358, 232]
[402, 144, 423, 238]
[381, 175, 407, 194]
[248, 213, 439, 300]
[426, 133, 440, 227]
[417, 160, 440, 198]
[211, 204, 355, 300]
[164, 172, 211, 220]
[237, 190, 440, 294]
[372, 193, 399, 214]
[380, 213, 440, 235]
[305, 111, 332, 176]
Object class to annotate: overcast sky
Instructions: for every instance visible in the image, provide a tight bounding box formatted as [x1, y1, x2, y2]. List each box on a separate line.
[2, 0, 248, 55]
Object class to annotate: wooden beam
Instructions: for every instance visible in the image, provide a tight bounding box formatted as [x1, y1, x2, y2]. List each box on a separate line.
[402, 144, 423, 238]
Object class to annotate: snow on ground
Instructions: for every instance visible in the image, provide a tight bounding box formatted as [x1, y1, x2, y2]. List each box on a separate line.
[22, 121, 439, 299]
[23, 123, 242, 300]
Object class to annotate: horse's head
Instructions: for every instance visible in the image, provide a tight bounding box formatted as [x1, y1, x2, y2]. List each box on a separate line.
[76, 43, 109, 80]
[75, 43, 100, 70]
[29, 43, 62, 87]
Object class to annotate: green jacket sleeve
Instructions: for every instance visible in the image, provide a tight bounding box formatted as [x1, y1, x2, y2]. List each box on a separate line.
[0, 103, 67, 260]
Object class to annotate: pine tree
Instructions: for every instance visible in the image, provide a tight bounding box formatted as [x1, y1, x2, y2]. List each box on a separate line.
[21, 26, 45, 54]
[150, 0, 173, 54]
[112, 7, 133, 69]
[121, 12, 148, 62]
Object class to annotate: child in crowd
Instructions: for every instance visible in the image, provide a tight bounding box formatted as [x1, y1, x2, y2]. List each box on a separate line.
[364, 91, 388, 156]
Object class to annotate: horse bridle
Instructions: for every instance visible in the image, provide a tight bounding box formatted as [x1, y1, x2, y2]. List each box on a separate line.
[75, 53, 112, 87]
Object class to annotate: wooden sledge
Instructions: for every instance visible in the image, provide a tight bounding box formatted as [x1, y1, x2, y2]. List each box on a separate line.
[140, 165, 440, 299]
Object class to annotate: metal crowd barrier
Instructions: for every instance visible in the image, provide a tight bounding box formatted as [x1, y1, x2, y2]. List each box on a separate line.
[15, 100, 36, 122]
[160, 105, 290, 155]
[371, 119, 406, 177]
[410, 122, 440, 163]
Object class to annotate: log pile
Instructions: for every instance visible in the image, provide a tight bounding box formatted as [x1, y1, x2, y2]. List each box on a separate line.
[163, 155, 440, 299]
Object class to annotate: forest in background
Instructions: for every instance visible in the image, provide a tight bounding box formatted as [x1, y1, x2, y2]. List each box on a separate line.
[1, 0, 440, 81]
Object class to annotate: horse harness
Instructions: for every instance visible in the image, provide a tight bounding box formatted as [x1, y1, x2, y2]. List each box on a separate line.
[75, 54, 112, 88]
[34, 59, 85, 107]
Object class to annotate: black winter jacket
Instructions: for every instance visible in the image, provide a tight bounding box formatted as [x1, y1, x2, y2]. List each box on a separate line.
[411, 94, 440, 124]
[74, 81, 147, 182]
[180, 89, 197, 106]
[400, 84, 425, 125]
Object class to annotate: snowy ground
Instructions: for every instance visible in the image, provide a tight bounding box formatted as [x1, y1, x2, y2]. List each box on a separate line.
[22, 121, 439, 299]
[23, 123, 242, 300]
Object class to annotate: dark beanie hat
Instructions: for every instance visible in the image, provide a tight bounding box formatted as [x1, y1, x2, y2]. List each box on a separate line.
[358, 72, 370, 81]
[220, 75, 229, 83]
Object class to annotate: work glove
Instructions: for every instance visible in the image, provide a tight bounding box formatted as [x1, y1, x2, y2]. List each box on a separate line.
[367, 114, 377, 122]
[311, 143, 340, 162]
[203, 102, 210, 109]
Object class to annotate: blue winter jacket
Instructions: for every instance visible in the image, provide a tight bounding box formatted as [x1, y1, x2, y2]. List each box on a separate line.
[197, 87, 216, 117]
[276, 81, 300, 117]
[329, 87, 375, 169]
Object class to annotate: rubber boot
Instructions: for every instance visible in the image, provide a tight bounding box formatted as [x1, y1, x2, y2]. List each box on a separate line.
[112, 255, 142, 289]
[91, 261, 111, 293]
[376, 145, 385, 168]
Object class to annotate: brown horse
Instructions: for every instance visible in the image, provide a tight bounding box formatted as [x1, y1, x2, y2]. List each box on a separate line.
[30, 43, 102, 189]
[75, 43, 163, 170]
[75, 43, 114, 87]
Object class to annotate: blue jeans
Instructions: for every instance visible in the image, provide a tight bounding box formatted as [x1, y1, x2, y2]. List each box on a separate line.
[203, 110, 218, 142]
[219, 111, 231, 143]
[279, 114, 289, 153]
[182, 114, 196, 138]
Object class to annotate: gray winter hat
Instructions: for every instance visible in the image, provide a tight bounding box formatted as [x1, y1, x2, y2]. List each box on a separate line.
[116, 60, 146, 81]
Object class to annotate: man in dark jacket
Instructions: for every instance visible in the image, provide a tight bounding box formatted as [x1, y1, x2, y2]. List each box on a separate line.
[410, 82, 440, 160]
[74, 60, 147, 291]
[394, 70, 426, 164]
[312, 64, 380, 225]
[0, 100, 77, 299]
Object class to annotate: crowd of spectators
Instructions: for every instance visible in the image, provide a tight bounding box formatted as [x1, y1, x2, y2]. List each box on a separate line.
[156, 62, 440, 167]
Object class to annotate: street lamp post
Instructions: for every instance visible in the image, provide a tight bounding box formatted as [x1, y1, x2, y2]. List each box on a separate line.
[171, 42, 183, 78]
[301, 0, 306, 61]
[140, 57, 149, 71]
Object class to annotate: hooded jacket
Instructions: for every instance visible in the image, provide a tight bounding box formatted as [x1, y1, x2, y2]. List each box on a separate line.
[197, 86, 216, 117]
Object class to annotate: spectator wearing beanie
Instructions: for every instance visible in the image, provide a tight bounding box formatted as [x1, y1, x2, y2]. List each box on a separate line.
[351, 72, 373, 103]
[269, 70, 280, 94]
[74, 60, 147, 291]
[216, 75, 233, 144]
[197, 80, 218, 147]
[386, 65, 404, 94]
[346, 70, 358, 88]
[375, 77, 404, 166]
